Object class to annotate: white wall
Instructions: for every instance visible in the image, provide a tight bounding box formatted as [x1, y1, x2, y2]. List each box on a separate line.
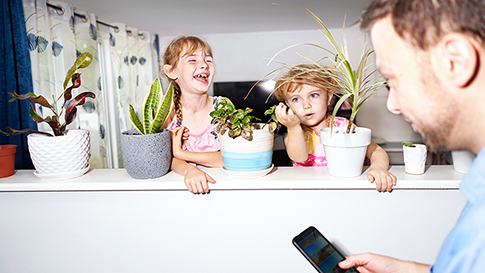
[159, 27, 422, 143]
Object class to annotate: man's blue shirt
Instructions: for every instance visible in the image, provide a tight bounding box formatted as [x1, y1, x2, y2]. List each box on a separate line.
[430, 147, 485, 273]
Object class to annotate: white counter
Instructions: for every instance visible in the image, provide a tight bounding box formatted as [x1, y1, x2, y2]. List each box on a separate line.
[0, 166, 467, 273]
[0, 165, 464, 191]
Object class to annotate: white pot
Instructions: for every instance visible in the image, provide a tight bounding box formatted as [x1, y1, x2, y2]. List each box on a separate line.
[220, 123, 274, 172]
[27, 129, 91, 176]
[403, 144, 427, 175]
[451, 150, 475, 174]
[320, 127, 371, 177]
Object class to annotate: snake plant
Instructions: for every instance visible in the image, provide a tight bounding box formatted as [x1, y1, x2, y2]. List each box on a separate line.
[128, 78, 174, 134]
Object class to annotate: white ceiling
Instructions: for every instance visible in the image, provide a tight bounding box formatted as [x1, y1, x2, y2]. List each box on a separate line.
[59, 0, 373, 36]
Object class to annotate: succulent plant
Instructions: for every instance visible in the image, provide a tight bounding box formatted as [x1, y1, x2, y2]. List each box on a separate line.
[1, 52, 95, 137]
[210, 97, 279, 140]
[128, 78, 174, 135]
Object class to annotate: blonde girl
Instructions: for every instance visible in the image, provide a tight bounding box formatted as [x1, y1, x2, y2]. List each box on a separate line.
[162, 36, 226, 194]
[274, 64, 396, 192]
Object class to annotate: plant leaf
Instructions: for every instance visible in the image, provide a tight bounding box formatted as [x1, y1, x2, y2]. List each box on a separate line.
[64, 92, 96, 126]
[128, 104, 144, 134]
[148, 80, 174, 134]
[63, 52, 93, 90]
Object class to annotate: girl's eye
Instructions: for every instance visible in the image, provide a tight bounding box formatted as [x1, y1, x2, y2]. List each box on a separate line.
[291, 97, 300, 103]
[310, 93, 319, 98]
[205, 58, 213, 63]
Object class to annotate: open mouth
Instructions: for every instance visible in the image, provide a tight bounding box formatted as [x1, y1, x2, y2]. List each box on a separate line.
[194, 73, 209, 84]
[305, 113, 314, 119]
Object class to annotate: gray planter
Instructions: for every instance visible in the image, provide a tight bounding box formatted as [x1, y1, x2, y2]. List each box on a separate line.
[121, 129, 171, 179]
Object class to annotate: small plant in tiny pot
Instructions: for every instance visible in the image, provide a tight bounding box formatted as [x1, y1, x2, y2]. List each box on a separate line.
[402, 140, 416, 147]
[120, 78, 174, 179]
[209, 97, 279, 140]
[0, 52, 95, 137]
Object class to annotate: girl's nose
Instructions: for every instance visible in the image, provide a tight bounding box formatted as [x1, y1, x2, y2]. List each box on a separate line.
[386, 89, 401, 115]
[303, 101, 311, 110]
[200, 61, 208, 70]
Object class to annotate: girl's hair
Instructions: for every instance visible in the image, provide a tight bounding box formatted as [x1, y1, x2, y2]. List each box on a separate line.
[274, 63, 337, 102]
[162, 35, 213, 125]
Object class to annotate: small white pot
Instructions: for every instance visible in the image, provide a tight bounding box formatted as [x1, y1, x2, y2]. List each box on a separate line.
[403, 144, 427, 175]
[451, 150, 475, 174]
[27, 129, 91, 175]
[320, 127, 371, 177]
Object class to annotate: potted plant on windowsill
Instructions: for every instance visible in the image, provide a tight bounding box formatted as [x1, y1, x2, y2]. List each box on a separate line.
[1, 52, 95, 180]
[269, 10, 386, 177]
[120, 78, 174, 179]
[209, 98, 279, 178]
[402, 140, 427, 175]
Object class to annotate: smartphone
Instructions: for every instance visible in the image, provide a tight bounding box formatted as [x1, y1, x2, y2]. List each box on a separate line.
[292, 226, 358, 273]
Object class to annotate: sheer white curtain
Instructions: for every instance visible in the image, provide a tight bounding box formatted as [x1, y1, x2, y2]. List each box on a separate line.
[22, 0, 160, 168]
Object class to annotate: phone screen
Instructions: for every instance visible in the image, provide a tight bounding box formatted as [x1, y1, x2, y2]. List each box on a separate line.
[293, 226, 357, 273]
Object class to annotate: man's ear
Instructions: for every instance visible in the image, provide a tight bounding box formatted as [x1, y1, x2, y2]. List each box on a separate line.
[438, 33, 479, 87]
[163, 64, 177, 80]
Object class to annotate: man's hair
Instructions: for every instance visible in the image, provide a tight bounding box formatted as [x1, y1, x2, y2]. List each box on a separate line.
[360, 0, 485, 49]
[274, 64, 336, 102]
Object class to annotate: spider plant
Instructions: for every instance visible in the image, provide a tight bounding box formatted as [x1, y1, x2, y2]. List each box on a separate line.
[269, 9, 386, 134]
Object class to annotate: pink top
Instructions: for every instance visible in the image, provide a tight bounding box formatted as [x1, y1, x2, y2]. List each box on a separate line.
[167, 96, 223, 153]
[293, 117, 348, 167]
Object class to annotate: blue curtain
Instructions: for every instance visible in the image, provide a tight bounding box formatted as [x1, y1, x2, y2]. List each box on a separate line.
[0, 0, 36, 169]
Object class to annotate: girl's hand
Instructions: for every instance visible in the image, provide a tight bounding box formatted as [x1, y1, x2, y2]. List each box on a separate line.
[367, 167, 397, 192]
[171, 126, 189, 159]
[275, 103, 300, 128]
[184, 167, 216, 194]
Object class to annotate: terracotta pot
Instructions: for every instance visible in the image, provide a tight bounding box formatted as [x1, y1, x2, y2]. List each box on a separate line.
[0, 145, 17, 178]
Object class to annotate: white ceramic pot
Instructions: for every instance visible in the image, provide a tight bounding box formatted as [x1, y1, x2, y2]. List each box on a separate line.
[451, 150, 475, 174]
[403, 144, 427, 175]
[220, 123, 274, 173]
[320, 127, 371, 177]
[27, 129, 91, 177]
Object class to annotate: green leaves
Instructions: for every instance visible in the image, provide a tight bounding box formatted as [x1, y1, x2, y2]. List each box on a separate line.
[63, 52, 93, 90]
[3, 52, 95, 137]
[128, 78, 174, 135]
[209, 98, 279, 140]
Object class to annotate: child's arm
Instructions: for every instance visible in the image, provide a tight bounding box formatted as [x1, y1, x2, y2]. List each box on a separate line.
[366, 140, 397, 192]
[275, 103, 308, 163]
[171, 157, 215, 194]
[172, 126, 223, 168]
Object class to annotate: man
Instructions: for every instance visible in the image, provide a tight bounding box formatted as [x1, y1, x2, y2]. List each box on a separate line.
[338, 0, 485, 272]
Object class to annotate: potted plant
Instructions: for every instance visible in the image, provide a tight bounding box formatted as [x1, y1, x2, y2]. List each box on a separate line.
[270, 10, 386, 177]
[120, 78, 174, 179]
[209, 98, 278, 177]
[0, 144, 17, 178]
[451, 150, 475, 174]
[1, 52, 95, 179]
[402, 140, 427, 175]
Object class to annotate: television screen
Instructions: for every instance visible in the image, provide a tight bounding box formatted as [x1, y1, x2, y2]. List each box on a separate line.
[213, 80, 279, 123]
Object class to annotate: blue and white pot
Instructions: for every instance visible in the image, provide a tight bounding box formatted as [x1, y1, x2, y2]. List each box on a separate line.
[220, 123, 274, 172]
